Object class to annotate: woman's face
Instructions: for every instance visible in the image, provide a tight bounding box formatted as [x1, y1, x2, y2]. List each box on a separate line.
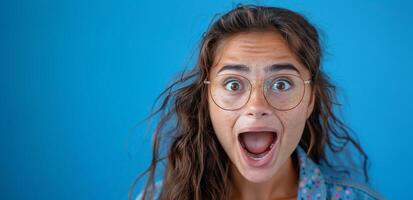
[208, 31, 314, 183]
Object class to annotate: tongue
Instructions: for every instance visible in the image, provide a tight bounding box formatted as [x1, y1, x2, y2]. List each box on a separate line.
[240, 132, 274, 154]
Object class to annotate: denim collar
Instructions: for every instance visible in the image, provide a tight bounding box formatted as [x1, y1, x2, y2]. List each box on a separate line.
[295, 146, 327, 199]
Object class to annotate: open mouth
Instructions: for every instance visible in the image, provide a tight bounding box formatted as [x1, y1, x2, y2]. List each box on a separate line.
[238, 131, 277, 161]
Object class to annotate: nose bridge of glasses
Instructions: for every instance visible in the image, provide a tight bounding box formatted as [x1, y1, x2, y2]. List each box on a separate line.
[247, 79, 271, 107]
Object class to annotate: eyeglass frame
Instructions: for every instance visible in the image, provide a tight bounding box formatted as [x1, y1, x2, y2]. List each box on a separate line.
[203, 73, 312, 111]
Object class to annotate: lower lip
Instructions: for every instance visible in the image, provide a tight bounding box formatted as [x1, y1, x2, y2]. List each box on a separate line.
[238, 135, 278, 168]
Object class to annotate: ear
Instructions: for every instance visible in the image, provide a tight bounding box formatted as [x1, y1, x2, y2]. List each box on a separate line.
[306, 91, 315, 119]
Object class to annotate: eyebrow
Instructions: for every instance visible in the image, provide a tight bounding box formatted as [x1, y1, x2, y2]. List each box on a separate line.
[217, 63, 300, 74]
[267, 63, 300, 74]
[217, 64, 250, 74]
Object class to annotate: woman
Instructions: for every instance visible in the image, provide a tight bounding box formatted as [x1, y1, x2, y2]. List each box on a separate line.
[132, 5, 384, 200]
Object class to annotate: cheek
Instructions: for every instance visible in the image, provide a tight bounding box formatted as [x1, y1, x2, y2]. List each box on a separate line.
[283, 92, 313, 133]
[277, 102, 310, 147]
[208, 97, 237, 147]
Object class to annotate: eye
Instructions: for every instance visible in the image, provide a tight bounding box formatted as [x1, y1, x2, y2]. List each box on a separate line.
[271, 79, 292, 92]
[224, 79, 243, 92]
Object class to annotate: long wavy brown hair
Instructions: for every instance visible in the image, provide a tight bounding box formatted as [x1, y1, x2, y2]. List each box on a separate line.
[130, 4, 369, 200]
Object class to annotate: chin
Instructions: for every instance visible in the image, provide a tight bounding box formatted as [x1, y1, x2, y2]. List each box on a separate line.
[240, 167, 279, 183]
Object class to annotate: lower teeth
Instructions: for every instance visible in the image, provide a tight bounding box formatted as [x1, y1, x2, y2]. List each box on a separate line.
[247, 151, 269, 160]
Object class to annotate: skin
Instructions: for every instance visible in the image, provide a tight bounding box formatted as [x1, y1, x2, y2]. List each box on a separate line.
[208, 31, 315, 200]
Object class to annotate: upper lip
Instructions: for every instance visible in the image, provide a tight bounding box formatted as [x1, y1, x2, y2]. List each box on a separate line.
[237, 126, 278, 136]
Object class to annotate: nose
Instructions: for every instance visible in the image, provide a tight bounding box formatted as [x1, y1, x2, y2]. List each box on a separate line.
[244, 86, 273, 118]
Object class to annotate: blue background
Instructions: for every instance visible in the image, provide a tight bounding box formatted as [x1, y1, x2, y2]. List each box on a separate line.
[1, 0, 411, 199]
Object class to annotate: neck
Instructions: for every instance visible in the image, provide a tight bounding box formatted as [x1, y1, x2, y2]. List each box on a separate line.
[230, 155, 299, 200]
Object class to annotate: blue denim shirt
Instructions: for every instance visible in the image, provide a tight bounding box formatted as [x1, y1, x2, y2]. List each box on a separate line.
[138, 146, 384, 200]
[294, 146, 384, 200]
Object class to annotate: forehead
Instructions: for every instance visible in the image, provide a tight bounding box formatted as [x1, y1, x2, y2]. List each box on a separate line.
[211, 31, 309, 77]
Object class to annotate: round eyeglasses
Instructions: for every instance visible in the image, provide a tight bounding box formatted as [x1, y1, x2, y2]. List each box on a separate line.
[204, 74, 311, 111]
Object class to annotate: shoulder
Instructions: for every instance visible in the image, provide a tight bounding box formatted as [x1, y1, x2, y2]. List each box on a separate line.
[324, 178, 385, 200]
[294, 146, 385, 200]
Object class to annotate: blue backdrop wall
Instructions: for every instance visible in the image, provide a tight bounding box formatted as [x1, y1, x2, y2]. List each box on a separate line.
[1, 0, 411, 199]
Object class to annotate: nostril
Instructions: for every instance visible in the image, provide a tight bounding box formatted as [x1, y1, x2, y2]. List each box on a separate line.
[247, 110, 270, 118]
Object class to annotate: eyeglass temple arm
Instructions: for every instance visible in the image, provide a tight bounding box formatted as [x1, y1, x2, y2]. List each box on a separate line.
[204, 79, 211, 84]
